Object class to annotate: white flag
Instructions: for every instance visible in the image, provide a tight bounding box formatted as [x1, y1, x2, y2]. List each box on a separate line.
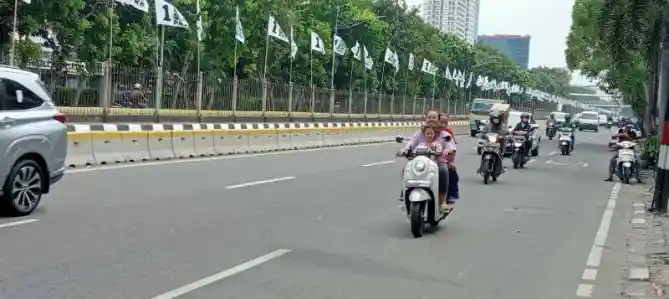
[363, 46, 373, 70]
[267, 15, 289, 43]
[351, 41, 362, 61]
[444, 67, 452, 80]
[333, 35, 347, 55]
[290, 26, 297, 59]
[408, 53, 414, 71]
[384, 48, 398, 68]
[235, 5, 245, 43]
[21, 0, 30, 3]
[310, 31, 325, 54]
[420, 59, 433, 74]
[115, 0, 148, 12]
[466, 72, 473, 88]
[196, 0, 203, 41]
[155, 0, 189, 28]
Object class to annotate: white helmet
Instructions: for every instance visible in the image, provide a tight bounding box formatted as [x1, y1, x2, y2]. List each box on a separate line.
[134, 83, 142, 89]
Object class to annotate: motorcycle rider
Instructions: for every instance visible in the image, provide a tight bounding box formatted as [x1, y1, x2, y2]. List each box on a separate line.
[546, 113, 557, 136]
[559, 114, 577, 150]
[400, 117, 454, 215]
[439, 113, 460, 205]
[479, 110, 507, 174]
[513, 112, 534, 155]
[605, 128, 642, 182]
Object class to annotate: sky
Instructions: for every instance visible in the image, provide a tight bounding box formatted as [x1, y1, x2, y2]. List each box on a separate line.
[405, 0, 593, 86]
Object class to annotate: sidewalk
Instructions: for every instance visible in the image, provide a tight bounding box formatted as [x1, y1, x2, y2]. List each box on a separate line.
[621, 171, 669, 298]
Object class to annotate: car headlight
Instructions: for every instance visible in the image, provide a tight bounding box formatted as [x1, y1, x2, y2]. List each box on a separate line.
[412, 160, 427, 175]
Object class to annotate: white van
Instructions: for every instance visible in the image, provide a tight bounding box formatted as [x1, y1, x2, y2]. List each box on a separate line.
[578, 111, 599, 132]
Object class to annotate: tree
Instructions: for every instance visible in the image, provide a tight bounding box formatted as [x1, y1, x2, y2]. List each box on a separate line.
[6, 0, 567, 111]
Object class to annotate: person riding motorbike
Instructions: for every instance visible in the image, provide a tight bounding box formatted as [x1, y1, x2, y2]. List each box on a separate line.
[479, 110, 507, 174]
[400, 117, 454, 214]
[513, 112, 534, 155]
[605, 128, 642, 182]
[559, 114, 576, 150]
[546, 114, 557, 136]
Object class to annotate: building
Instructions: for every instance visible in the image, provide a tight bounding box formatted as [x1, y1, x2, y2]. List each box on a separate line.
[476, 34, 531, 69]
[421, 0, 480, 44]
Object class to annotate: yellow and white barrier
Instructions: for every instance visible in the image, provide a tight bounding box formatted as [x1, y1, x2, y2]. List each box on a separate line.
[65, 120, 471, 168]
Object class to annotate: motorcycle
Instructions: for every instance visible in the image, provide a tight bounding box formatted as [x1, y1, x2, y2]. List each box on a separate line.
[397, 145, 449, 238]
[479, 133, 503, 184]
[511, 130, 530, 169]
[546, 121, 557, 140]
[558, 127, 574, 155]
[616, 141, 638, 184]
[606, 120, 613, 129]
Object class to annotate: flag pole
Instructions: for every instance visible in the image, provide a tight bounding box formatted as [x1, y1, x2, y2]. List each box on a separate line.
[9, 0, 19, 66]
[195, 0, 202, 119]
[378, 49, 388, 115]
[156, 25, 165, 120]
[328, 7, 339, 116]
[430, 71, 436, 108]
[261, 15, 271, 115]
[401, 59, 409, 118]
[232, 38, 239, 114]
[390, 69, 397, 115]
[310, 43, 314, 116]
[347, 52, 355, 118]
[288, 25, 294, 118]
[105, 1, 114, 120]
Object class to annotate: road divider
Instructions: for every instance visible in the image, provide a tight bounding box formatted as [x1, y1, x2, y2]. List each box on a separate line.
[65, 120, 470, 168]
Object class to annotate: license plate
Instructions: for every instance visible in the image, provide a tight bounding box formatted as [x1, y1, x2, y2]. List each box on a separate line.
[514, 142, 523, 147]
[622, 162, 631, 167]
[561, 141, 568, 145]
[620, 149, 634, 155]
[484, 155, 492, 159]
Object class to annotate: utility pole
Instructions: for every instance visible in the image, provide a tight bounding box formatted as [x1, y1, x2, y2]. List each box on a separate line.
[651, 21, 669, 214]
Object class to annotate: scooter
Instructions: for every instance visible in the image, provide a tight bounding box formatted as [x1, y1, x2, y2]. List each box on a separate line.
[616, 141, 638, 184]
[397, 145, 448, 238]
[546, 122, 557, 140]
[558, 127, 573, 155]
[479, 133, 503, 184]
[511, 131, 529, 169]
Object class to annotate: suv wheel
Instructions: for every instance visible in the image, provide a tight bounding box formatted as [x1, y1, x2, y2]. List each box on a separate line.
[1, 160, 44, 216]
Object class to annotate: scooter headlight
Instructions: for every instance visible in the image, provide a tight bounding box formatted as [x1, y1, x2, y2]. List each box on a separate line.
[412, 160, 427, 174]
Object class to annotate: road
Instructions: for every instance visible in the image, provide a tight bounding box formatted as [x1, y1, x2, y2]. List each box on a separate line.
[0, 127, 632, 299]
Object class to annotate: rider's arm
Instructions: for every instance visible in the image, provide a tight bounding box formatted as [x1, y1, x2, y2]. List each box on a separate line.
[402, 131, 421, 152]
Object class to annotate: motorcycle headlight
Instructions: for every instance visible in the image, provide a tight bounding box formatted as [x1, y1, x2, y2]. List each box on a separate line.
[412, 160, 427, 175]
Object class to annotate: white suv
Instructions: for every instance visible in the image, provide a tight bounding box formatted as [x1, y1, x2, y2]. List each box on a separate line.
[0, 65, 68, 216]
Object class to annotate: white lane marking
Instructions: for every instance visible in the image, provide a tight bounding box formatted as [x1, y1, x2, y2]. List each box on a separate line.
[362, 160, 395, 167]
[579, 162, 589, 168]
[582, 268, 598, 280]
[67, 142, 392, 174]
[0, 219, 39, 229]
[576, 283, 594, 297]
[528, 159, 536, 163]
[548, 151, 557, 156]
[150, 249, 291, 299]
[575, 183, 620, 298]
[225, 176, 295, 189]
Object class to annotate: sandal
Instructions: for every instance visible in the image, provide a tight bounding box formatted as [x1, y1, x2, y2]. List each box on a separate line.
[440, 204, 450, 214]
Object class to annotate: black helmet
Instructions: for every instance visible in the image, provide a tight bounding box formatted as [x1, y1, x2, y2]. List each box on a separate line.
[489, 110, 503, 124]
[520, 112, 530, 122]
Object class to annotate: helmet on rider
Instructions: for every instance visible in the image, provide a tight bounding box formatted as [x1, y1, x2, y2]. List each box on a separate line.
[520, 112, 530, 123]
[565, 114, 572, 121]
[549, 113, 555, 119]
[489, 109, 503, 125]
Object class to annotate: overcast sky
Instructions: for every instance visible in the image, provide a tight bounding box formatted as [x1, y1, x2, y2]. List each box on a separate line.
[405, 0, 592, 86]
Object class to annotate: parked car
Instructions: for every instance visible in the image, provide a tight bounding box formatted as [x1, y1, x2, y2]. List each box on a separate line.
[0, 65, 67, 216]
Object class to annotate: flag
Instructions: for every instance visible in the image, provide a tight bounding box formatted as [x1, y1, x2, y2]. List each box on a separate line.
[290, 26, 297, 58]
[384, 48, 398, 69]
[444, 67, 452, 80]
[363, 46, 373, 70]
[21, 0, 30, 3]
[351, 41, 362, 61]
[408, 53, 414, 71]
[310, 31, 325, 54]
[421, 59, 434, 74]
[267, 15, 288, 43]
[155, 0, 189, 28]
[115, 0, 148, 12]
[196, 0, 203, 41]
[465, 73, 473, 88]
[333, 35, 347, 55]
[235, 5, 245, 43]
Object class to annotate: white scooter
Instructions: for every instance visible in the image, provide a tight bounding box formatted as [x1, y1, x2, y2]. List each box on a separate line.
[616, 141, 638, 184]
[558, 127, 574, 155]
[397, 145, 449, 238]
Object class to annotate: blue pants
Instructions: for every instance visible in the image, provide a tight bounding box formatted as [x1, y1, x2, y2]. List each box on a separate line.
[447, 167, 460, 200]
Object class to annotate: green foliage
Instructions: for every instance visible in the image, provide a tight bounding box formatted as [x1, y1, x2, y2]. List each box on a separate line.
[4, 0, 572, 101]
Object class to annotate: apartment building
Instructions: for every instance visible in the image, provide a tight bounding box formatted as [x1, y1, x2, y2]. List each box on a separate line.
[421, 0, 480, 43]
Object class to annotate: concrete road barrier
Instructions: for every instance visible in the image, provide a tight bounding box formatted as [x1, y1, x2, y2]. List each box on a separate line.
[65, 120, 470, 167]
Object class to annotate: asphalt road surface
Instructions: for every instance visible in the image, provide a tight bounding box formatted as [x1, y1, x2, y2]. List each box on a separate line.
[0, 127, 634, 299]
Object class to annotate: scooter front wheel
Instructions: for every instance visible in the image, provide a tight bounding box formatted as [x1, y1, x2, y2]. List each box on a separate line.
[409, 202, 424, 238]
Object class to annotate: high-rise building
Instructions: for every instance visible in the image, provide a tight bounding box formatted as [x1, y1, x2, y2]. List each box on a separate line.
[477, 34, 531, 69]
[421, 0, 480, 44]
